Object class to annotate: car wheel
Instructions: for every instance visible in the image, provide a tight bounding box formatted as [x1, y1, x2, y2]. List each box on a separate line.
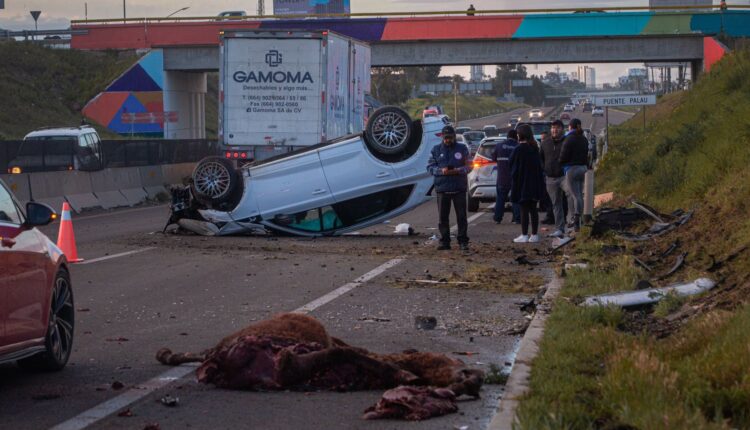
[365, 106, 412, 155]
[468, 197, 480, 212]
[18, 269, 74, 371]
[191, 156, 242, 208]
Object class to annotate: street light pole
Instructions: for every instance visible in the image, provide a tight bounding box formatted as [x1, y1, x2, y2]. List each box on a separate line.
[165, 6, 190, 18]
[123, 0, 126, 23]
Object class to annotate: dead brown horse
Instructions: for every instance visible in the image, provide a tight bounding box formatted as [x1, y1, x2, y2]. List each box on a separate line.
[156, 313, 484, 420]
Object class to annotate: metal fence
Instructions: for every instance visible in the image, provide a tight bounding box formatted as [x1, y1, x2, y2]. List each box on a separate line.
[1, 139, 218, 172]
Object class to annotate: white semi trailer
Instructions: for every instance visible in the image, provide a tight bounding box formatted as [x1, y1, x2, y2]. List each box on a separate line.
[218, 29, 371, 162]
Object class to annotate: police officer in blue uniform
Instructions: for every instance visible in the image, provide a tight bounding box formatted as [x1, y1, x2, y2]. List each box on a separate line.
[427, 125, 472, 251]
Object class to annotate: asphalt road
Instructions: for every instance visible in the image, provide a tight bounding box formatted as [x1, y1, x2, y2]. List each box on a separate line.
[458, 104, 633, 137]
[1, 198, 557, 430]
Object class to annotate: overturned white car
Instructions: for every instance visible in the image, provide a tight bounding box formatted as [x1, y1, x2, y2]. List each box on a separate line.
[169, 107, 444, 236]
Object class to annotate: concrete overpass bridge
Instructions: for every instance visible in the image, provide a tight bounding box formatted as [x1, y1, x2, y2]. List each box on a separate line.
[73, 7, 749, 138]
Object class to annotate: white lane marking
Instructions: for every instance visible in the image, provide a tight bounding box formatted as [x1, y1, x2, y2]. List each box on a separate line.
[49, 364, 198, 430]
[77, 247, 156, 265]
[49, 254, 406, 429]
[294, 257, 404, 314]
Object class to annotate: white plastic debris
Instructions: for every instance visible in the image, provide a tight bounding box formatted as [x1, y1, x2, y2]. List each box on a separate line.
[394, 223, 412, 235]
[565, 263, 589, 270]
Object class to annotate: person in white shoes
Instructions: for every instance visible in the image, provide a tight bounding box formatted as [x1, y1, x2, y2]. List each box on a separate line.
[510, 124, 545, 244]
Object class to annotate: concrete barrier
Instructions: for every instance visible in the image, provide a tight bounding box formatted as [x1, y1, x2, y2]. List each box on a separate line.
[90, 167, 142, 193]
[0, 173, 31, 202]
[95, 190, 129, 209]
[138, 165, 165, 187]
[121, 187, 148, 206]
[66, 193, 101, 213]
[161, 163, 195, 186]
[144, 185, 169, 200]
[30, 170, 93, 199]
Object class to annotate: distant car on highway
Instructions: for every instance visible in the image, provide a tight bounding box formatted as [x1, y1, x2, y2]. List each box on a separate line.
[592, 106, 605, 117]
[529, 109, 543, 119]
[508, 114, 521, 127]
[583, 102, 593, 112]
[515, 121, 552, 142]
[172, 107, 444, 236]
[461, 131, 486, 157]
[455, 126, 471, 135]
[482, 125, 499, 137]
[467, 137, 507, 212]
[0, 179, 73, 371]
[563, 104, 574, 112]
[8, 126, 104, 174]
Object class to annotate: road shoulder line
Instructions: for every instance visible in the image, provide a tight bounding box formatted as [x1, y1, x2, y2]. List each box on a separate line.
[488, 271, 562, 430]
[78, 247, 156, 265]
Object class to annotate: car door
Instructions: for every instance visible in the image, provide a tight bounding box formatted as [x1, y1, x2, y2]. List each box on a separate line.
[249, 150, 334, 219]
[0, 183, 48, 346]
[318, 138, 395, 203]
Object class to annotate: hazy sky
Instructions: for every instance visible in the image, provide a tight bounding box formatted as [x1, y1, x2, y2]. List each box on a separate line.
[0, 0, 716, 83]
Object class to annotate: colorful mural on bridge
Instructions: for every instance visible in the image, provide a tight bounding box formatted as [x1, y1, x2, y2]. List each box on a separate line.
[82, 50, 165, 136]
[71, 11, 750, 49]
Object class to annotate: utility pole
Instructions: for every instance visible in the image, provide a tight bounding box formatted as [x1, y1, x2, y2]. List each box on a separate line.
[258, 0, 265, 16]
[85, 3, 88, 21]
[123, 0, 126, 23]
[453, 79, 459, 123]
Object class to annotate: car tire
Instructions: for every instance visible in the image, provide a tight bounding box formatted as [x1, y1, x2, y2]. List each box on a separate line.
[191, 156, 242, 208]
[18, 269, 74, 372]
[365, 106, 412, 155]
[468, 197, 480, 212]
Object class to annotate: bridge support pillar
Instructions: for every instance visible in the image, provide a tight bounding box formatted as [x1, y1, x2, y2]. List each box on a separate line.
[163, 71, 207, 139]
[690, 60, 704, 83]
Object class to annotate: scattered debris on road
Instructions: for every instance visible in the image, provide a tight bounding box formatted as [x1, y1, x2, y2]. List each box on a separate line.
[111, 381, 125, 390]
[117, 408, 134, 417]
[415, 315, 437, 330]
[394, 223, 415, 235]
[160, 395, 179, 407]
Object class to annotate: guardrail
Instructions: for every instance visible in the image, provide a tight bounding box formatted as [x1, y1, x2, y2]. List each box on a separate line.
[69, 4, 750, 24]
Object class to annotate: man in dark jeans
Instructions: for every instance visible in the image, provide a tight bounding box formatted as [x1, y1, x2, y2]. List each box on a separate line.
[540, 120, 567, 237]
[427, 125, 472, 251]
[493, 129, 520, 224]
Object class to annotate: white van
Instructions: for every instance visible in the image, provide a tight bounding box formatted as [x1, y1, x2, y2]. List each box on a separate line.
[8, 126, 104, 174]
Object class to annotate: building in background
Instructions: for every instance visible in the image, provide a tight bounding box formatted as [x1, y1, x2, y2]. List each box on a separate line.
[470, 65, 484, 82]
[585, 67, 596, 89]
[274, 0, 350, 15]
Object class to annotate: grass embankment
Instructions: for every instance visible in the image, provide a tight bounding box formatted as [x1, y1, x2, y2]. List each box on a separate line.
[517, 49, 750, 429]
[0, 41, 136, 139]
[401, 95, 526, 123]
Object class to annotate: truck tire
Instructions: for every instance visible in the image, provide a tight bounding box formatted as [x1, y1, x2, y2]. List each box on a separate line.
[468, 197, 480, 213]
[191, 156, 242, 208]
[366, 106, 412, 155]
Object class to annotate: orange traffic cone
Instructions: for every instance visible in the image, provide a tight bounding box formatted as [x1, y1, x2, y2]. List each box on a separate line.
[57, 202, 83, 263]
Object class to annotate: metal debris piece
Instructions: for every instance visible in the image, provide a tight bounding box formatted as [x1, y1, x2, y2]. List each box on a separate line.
[408, 279, 477, 285]
[634, 257, 653, 272]
[515, 255, 541, 266]
[415, 316, 437, 330]
[631, 200, 666, 223]
[451, 351, 479, 356]
[618, 210, 693, 242]
[550, 236, 575, 252]
[160, 395, 179, 407]
[660, 241, 680, 258]
[582, 278, 716, 308]
[656, 252, 687, 280]
[357, 317, 391, 323]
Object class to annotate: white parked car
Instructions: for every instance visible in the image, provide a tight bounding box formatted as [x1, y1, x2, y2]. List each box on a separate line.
[592, 106, 605, 117]
[563, 104, 574, 112]
[529, 109, 543, 119]
[467, 137, 507, 212]
[172, 107, 443, 236]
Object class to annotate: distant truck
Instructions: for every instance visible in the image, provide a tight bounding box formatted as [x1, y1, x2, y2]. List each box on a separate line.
[219, 30, 371, 163]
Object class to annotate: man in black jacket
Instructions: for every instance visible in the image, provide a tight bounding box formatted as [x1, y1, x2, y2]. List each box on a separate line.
[540, 120, 567, 237]
[559, 118, 589, 232]
[427, 125, 472, 250]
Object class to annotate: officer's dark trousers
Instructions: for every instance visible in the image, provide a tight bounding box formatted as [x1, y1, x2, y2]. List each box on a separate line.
[437, 192, 469, 245]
